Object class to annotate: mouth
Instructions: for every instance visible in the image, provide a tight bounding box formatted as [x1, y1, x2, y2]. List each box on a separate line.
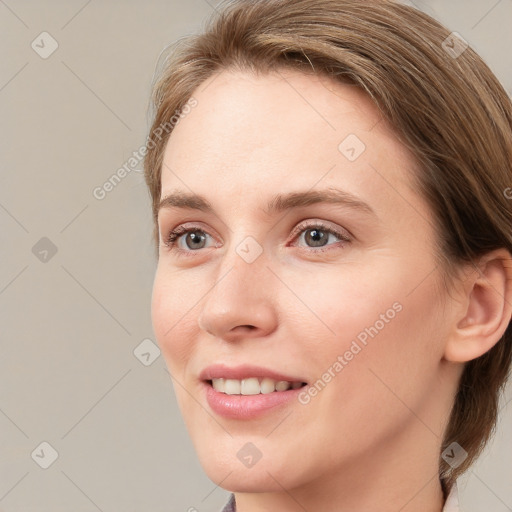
[199, 364, 309, 418]
[205, 377, 308, 395]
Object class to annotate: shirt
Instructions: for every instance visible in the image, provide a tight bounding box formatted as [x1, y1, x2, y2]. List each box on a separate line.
[219, 482, 460, 511]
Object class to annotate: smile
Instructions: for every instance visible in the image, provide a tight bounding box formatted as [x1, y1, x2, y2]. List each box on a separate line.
[209, 377, 307, 395]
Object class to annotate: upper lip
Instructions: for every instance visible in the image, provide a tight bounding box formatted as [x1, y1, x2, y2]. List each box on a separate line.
[199, 364, 307, 383]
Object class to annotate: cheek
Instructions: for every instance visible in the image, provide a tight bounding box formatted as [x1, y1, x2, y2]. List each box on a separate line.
[278, 264, 403, 348]
[294, 285, 443, 457]
[336, 279, 443, 416]
[151, 267, 199, 376]
[290, 263, 443, 398]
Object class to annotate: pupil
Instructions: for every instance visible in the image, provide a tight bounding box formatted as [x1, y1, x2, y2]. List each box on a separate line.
[306, 228, 327, 247]
[187, 231, 206, 249]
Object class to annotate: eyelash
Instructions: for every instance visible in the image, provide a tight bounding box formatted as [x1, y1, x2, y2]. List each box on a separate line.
[162, 221, 351, 258]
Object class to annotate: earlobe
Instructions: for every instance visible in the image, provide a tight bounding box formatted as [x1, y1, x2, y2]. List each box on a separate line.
[444, 249, 512, 363]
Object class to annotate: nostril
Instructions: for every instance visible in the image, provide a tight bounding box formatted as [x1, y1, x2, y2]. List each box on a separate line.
[234, 325, 256, 331]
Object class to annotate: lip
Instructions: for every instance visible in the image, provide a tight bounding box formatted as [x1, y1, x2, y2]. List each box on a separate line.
[199, 364, 308, 420]
[202, 381, 306, 419]
[199, 363, 306, 383]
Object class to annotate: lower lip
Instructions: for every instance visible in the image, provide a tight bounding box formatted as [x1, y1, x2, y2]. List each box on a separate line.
[203, 381, 306, 420]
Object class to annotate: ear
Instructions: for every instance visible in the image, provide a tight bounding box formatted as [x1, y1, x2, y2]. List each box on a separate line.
[444, 249, 512, 363]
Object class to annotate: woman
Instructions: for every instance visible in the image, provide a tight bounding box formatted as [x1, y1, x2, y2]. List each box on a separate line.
[143, 0, 512, 510]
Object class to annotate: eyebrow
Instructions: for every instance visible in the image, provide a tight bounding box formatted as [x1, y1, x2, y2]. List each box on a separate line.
[158, 187, 376, 217]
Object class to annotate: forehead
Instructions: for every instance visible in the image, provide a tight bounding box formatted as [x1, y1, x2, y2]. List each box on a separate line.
[160, 68, 421, 219]
[165, 68, 385, 155]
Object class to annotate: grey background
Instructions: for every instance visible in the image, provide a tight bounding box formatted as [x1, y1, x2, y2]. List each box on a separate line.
[1, 0, 511, 511]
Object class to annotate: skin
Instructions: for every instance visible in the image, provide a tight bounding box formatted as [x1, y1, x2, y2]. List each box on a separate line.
[151, 68, 512, 511]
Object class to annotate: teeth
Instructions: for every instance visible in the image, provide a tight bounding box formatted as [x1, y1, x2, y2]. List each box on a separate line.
[212, 378, 225, 393]
[211, 377, 303, 395]
[241, 377, 260, 395]
[260, 377, 276, 394]
[224, 379, 240, 395]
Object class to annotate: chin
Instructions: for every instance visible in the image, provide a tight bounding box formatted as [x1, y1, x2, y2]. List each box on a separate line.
[197, 447, 300, 493]
[205, 463, 293, 493]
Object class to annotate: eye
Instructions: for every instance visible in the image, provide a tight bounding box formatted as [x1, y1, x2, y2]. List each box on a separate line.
[291, 221, 351, 252]
[161, 220, 351, 257]
[163, 225, 217, 254]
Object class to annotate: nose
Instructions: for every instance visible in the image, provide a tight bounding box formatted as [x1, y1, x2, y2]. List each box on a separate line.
[197, 245, 278, 342]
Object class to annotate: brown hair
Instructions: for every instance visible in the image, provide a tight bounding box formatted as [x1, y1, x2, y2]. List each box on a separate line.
[143, 0, 512, 497]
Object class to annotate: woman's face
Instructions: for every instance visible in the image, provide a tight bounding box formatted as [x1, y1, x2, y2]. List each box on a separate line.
[152, 69, 456, 493]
